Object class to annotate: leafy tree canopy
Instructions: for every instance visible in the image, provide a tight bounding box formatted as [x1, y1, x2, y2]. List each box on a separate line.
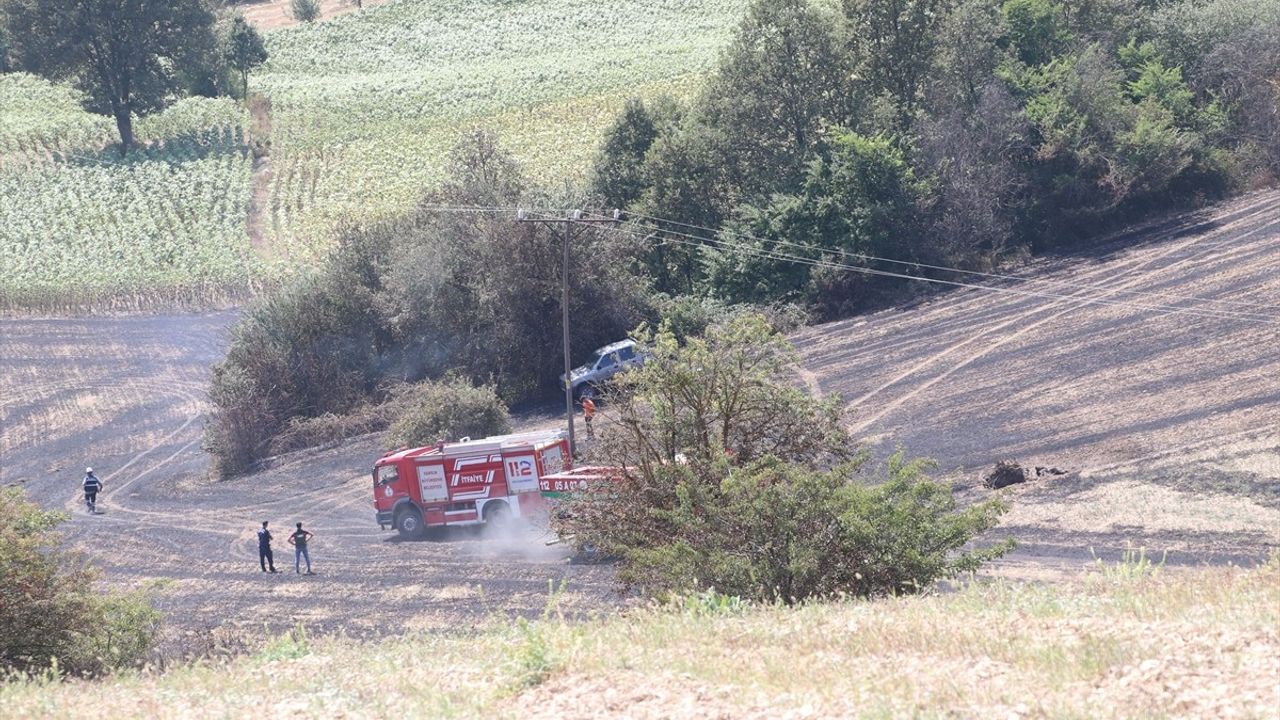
[558, 315, 1012, 602]
[2, 0, 218, 154]
[224, 14, 268, 98]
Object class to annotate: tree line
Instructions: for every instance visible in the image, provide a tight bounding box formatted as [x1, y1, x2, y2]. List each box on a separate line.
[0, 0, 269, 155]
[592, 0, 1279, 317]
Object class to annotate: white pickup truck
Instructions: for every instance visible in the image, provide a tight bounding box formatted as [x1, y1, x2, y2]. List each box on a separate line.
[560, 339, 648, 400]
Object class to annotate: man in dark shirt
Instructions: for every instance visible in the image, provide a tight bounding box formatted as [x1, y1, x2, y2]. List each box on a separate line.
[82, 467, 102, 513]
[288, 522, 315, 575]
[258, 521, 278, 573]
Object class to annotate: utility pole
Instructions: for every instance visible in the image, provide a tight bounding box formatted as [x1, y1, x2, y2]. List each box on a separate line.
[516, 208, 620, 455]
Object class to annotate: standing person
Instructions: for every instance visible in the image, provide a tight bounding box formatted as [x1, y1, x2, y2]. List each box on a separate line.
[82, 467, 102, 513]
[258, 521, 278, 573]
[581, 396, 596, 439]
[288, 522, 315, 575]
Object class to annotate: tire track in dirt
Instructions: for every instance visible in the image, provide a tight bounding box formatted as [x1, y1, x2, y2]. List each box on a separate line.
[844, 201, 1280, 435]
[794, 194, 1280, 396]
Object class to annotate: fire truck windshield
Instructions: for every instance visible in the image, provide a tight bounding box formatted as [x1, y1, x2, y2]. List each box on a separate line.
[376, 465, 398, 485]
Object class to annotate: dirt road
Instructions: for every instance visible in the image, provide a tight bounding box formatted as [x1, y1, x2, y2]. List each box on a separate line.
[2, 192, 1278, 641]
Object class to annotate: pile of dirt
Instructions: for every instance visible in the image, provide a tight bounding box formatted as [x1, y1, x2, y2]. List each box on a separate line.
[984, 460, 1028, 489]
[983, 461, 1070, 489]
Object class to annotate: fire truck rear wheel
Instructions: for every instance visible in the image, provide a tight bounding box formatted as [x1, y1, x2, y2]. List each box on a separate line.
[483, 501, 512, 530]
[396, 507, 424, 539]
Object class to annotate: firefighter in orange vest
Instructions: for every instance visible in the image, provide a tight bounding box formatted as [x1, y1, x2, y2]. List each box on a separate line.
[581, 396, 596, 439]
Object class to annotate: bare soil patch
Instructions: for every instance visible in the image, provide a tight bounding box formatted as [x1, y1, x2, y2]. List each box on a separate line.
[239, 0, 390, 30]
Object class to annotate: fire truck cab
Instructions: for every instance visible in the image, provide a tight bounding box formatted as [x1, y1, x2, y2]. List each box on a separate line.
[373, 431, 569, 538]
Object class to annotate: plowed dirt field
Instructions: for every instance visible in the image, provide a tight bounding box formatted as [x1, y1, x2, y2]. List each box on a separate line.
[2, 191, 1278, 643]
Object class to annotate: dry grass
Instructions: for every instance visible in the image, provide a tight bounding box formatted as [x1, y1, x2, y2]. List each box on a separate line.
[1001, 478, 1280, 539]
[3, 559, 1276, 719]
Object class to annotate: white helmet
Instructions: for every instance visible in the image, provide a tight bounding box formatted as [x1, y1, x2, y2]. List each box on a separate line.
[85, 467, 93, 474]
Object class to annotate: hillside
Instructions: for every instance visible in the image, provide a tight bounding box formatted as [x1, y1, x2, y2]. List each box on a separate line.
[0, 0, 745, 308]
[1, 192, 1275, 641]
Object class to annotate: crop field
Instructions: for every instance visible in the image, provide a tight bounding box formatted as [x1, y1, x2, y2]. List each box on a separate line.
[0, 81, 260, 310]
[254, 0, 744, 261]
[0, 0, 745, 307]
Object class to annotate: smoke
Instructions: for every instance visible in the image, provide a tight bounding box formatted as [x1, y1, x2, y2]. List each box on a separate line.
[474, 517, 570, 562]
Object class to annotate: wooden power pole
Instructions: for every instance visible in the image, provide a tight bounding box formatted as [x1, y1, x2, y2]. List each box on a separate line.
[516, 209, 620, 455]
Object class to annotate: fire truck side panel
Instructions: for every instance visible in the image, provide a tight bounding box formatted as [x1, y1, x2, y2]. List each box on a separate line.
[414, 460, 448, 503]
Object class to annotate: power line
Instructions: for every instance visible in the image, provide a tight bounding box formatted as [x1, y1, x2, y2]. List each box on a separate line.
[617, 207, 1280, 313]
[570, 212, 1280, 325]
[411, 204, 1280, 324]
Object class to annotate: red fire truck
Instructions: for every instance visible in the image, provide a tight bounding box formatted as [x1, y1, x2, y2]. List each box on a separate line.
[373, 431, 570, 538]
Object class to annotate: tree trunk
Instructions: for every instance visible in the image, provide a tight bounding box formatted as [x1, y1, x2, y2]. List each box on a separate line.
[114, 110, 134, 157]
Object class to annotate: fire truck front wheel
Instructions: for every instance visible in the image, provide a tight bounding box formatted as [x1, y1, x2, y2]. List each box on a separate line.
[395, 506, 424, 539]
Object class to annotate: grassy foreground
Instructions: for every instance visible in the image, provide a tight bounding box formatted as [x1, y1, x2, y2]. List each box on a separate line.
[2, 559, 1277, 719]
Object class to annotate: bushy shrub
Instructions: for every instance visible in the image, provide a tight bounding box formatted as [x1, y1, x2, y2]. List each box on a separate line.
[290, 0, 320, 23]
[557, 315, 1012, 602]
[654, 294, 810, 343]
[268, 407, 389, 457]
[0, 488, 160, 676]
[387, 377, 511, 448]
[575, 454, 1011, 602]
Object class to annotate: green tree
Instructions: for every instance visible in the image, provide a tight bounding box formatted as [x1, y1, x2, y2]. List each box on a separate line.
[700, 0, 854, 196]
[290, 0, 320, 23]
[1149, 0, 1280, 173]
[633, 123, 734, 293]
[2, 0, 219, 155]
[591, 96, 681, 210]
[224, 15, 268, 99]
[844, 0, 951, 129]
[1002, 0, 1071, 67]
[929, 0, 1007, 111]
[558, 316, 1011, 602]
[706, 131, 931, 317]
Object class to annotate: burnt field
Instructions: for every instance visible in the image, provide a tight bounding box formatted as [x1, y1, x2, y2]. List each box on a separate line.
[793, 188, 1280, 572]
[2, 191, 1279, 642]
[0, 312, 616, 644]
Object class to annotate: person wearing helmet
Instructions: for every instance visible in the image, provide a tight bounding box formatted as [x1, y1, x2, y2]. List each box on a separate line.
[82, 467, 103, 513]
